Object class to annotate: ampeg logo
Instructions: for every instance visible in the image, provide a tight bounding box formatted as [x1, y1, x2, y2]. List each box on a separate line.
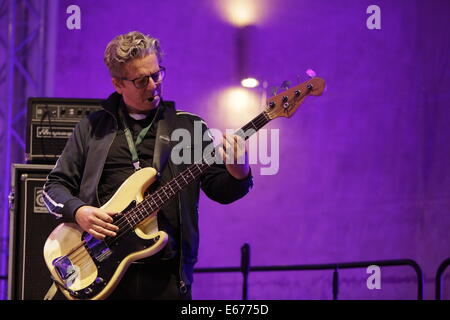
[36, 126, 74, 139]
[34, 187, 49, 214]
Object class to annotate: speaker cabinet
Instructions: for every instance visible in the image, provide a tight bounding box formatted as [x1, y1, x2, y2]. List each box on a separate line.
[8, 163, 60, 300]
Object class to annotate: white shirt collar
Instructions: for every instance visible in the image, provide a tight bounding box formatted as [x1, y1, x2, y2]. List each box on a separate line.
[128, 113, 147, 120]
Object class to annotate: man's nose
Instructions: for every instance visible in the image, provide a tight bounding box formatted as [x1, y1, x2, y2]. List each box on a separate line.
[146, 77, 156, 90]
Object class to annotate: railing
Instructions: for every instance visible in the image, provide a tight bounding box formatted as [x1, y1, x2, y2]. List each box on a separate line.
[2, 247, 449, 300]
[435, 257, 450, 300]
[194, 244, 425, 300]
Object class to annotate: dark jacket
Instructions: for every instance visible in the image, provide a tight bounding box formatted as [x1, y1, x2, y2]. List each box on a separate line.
[43, 92, 253, 286]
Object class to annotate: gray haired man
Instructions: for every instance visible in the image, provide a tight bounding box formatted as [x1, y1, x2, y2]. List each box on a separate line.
[44, 31, 253, 300]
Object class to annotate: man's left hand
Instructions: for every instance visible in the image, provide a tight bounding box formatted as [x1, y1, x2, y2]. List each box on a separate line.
[218, 133, 250, 180]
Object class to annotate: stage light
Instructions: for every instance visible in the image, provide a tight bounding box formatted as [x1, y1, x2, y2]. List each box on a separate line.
[221, 87, 257, 111]
[215, 87, 260, 128]
[241, 77, 259, 88]
[215, 0, 267, 27]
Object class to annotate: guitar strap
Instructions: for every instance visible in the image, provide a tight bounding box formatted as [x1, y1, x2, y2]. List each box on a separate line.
[43, 282, 58, 300]
[117, 99, 174, 173]
[151, 100, 188, 294]
[151, 99, 176, 175]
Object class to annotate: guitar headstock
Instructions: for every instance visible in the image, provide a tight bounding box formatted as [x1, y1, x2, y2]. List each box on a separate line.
[265, 77, 325, 120]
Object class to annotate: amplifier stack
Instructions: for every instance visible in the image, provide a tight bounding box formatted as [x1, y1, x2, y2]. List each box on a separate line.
[8, 97, 104, 299]
[8, 164, 58, 299]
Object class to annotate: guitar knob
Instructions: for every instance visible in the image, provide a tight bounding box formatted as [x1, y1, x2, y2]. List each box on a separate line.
[270, 86, 279, 96]
[95, 277, 104, 284]
[280, 80, 291, 91]
[269, 101, 276, 108]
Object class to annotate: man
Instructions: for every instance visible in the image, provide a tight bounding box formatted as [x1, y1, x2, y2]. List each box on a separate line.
[43, 31, 253, 299]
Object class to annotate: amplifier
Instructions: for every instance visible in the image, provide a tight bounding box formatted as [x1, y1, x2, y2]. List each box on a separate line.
[8, 164, 59, 299]
[26, 97, 104, 163]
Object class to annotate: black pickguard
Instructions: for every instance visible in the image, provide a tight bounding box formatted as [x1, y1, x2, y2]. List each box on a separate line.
[65, 202, 161, 299]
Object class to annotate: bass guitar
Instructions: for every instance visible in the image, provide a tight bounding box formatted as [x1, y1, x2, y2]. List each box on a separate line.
[43, 77, 325, 300]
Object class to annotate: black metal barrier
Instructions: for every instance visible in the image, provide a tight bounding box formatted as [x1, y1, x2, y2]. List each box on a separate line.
[435, 257, 450, 300]
[194, 243, 425, 300]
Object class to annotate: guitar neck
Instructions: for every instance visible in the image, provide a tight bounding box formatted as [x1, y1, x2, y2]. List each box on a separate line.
[125, 76, 326, 225]
[125, 110, 271, 226]
[235, 111, 271, 141]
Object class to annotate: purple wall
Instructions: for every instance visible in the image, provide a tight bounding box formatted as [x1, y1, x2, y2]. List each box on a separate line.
[50, 0, 450, 299]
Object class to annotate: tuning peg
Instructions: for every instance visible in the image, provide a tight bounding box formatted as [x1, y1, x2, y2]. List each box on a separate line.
[306, 69, 317, 78]
[280, 80, 291, 91]
[269, 86, 279, 96]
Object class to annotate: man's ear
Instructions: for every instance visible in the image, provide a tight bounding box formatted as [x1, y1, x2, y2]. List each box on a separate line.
[112, 77, 124, 94]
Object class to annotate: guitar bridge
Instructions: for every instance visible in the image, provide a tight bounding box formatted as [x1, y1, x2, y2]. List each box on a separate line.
[52, 255, 78, 287]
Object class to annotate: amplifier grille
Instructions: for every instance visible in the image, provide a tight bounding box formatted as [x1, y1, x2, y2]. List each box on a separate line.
[27, 97, 104, 163]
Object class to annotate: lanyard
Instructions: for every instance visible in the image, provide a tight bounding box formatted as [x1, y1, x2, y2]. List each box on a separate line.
[118, 106, 160, 170]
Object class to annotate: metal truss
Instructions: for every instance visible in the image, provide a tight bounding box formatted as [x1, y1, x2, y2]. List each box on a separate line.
[0, 0, 53, 299]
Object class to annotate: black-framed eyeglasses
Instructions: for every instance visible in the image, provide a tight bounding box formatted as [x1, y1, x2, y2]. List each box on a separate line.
[121, 66, 166, 89]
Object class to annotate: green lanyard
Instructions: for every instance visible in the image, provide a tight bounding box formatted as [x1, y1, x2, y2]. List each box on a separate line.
[118, 106, 160, 171]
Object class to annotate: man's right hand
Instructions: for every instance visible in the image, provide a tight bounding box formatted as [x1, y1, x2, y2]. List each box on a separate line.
[75, 206, 119, 240]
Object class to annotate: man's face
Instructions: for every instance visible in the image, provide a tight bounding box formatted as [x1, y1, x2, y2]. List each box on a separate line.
[113, 53, 162, 113]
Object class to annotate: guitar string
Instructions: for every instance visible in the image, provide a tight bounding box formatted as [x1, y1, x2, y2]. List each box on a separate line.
[66, 166, 209, 273]
[76, 111, 270, 246]
[106, 111, 270, 233]
[62, 112, 271, 277]
[91, 111, 270, 243]
[64, 112, 271, 270]
[66, 146, 218, 266]
[57, 89, 316, 291]
[66, 161, 211, 268]
[62, 112, 270, 271]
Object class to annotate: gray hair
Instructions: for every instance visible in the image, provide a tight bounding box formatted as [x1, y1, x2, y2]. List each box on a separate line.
[104, 31, 163, 78]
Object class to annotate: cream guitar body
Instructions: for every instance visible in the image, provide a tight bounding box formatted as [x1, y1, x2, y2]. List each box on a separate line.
[43, 167, 168, 300]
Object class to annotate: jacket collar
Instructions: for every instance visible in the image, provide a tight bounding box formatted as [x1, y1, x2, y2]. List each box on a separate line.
[101, 91, 122, 119]
[101, 91, 175, 119]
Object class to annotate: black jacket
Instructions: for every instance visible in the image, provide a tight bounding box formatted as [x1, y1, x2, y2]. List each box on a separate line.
[43, 92, 253, 286]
